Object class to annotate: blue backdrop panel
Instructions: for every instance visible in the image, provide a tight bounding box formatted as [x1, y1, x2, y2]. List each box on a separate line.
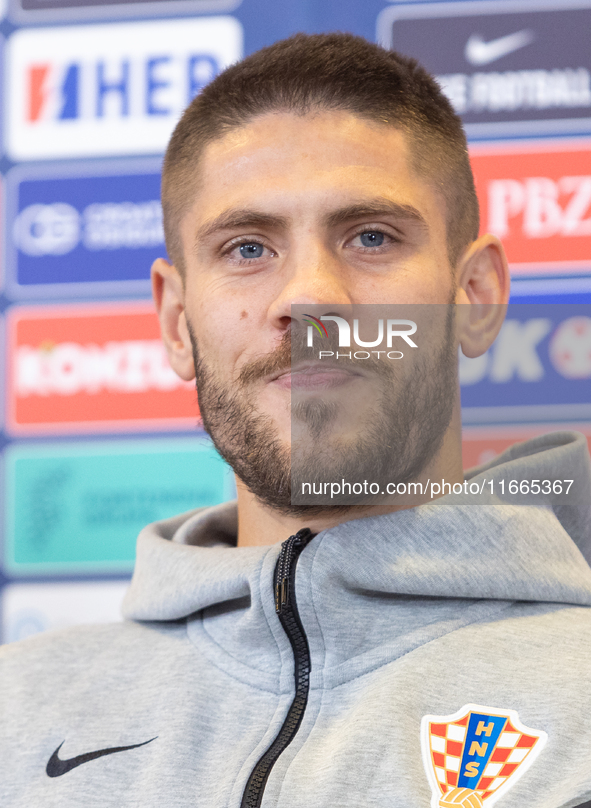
[7, 161, 162, 295]
[1, 0, 590, 642]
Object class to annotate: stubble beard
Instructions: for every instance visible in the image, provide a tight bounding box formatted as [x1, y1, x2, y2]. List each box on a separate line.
[187, 308, 458, 516]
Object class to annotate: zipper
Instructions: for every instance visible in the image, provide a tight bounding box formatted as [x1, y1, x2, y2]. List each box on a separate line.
[240, 528, 315, 808]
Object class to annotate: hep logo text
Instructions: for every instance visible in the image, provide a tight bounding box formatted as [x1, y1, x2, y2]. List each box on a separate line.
[26, 55, 218, 123]
[6, 18, 243, 160]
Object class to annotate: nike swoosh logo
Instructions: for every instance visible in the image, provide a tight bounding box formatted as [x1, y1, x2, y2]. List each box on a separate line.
[46, 737, 157, 777]
[465, 29, 535, 66]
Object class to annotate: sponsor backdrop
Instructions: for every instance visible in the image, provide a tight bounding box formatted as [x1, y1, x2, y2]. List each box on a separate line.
[0, 0, 590, 642]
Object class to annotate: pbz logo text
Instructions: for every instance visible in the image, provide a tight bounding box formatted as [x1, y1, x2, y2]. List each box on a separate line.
[470, 145, 591, 271]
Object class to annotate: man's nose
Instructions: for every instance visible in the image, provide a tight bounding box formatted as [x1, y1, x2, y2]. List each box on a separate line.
[267, 243, 352, 328]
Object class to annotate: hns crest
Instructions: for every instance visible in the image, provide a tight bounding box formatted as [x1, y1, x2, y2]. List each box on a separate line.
[421, 704, 546, 807]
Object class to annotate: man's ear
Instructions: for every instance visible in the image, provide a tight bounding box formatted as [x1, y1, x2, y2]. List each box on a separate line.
[151, 257, 195, 381]
[455, 234, 510, 359]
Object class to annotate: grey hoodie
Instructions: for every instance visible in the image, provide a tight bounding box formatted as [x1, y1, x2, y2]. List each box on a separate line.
[1, 431, 591, 808]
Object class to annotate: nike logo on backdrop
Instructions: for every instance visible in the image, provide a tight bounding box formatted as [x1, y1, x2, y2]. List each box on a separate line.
[465, 29, 535, 66]
[46, 737, 157, 777]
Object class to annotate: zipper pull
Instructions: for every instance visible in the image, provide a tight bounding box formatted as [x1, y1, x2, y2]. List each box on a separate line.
[275, 528, 315, 614]
[280, 578, 289, 610]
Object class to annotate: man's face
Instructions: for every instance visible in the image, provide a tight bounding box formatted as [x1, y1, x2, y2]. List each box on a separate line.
[178, 110, 459, 512]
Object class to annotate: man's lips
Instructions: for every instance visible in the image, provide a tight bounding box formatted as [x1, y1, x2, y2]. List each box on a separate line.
[269, 362, 363, 391]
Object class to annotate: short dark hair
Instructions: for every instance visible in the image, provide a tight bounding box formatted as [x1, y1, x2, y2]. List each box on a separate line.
[162, 32, 479, 274]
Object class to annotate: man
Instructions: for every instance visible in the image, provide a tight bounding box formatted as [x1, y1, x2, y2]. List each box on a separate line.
[1, 32, 591, 808]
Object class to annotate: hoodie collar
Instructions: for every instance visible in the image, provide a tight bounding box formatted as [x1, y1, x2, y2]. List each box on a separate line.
[122, 431, 591, 624]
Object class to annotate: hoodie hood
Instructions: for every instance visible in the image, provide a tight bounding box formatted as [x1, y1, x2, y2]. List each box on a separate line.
[123, 431, 591, 627]
[121, 431, 591, 687]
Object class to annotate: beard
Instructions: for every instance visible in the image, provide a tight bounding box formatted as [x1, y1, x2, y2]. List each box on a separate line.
[187, 305, 458, 516]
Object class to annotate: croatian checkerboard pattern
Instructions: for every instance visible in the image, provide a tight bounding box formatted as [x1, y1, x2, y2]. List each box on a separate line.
[427, 713, 539, 801]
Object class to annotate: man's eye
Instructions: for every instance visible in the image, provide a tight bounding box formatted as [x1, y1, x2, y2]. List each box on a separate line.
[355, 231, 386, 248]
[238, 242, 265, 259]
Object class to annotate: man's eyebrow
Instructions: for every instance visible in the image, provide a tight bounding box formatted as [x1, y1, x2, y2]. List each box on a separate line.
[195, 209, 290, 243]
[324, 200, 428, 231]
[193, 199, 428, 246]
